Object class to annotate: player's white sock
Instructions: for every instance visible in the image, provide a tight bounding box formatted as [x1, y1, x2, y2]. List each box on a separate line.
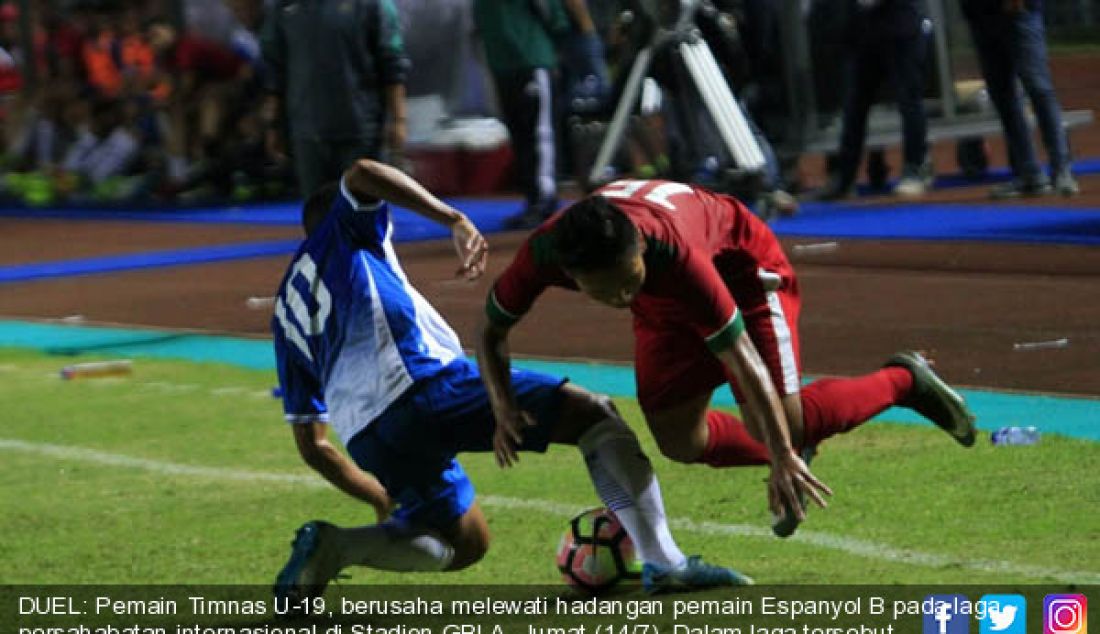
[577, 403, 686, 570]
[332, 520, 454, 572]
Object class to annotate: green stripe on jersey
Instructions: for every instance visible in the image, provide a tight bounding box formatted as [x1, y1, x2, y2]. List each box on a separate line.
[705, 311, 745, 353]
[486, 291, 521, 328]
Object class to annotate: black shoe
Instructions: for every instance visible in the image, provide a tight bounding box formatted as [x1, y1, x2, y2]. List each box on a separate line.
[502, 199, 557, 230]
[989, 177, 1052, 199]
[273, 521, 340, 617]
[885, 351, 976, 447]
[811, 178, 853, 202]
[771, 444, 818, 538]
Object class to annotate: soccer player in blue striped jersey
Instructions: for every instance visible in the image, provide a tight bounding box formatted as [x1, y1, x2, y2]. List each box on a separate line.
[270, 159, 747, 601]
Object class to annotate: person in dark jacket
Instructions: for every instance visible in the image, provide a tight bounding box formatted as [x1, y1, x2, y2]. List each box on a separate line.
[261, 0, 410, 196]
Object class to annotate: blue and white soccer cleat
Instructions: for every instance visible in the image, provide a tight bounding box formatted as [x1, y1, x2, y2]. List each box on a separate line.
[273, 520, 341, 614]
[641, 556, 753, 594]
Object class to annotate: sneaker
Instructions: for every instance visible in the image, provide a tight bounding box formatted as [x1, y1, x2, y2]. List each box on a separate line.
[893, 162, 934, 198]
[642, 555, 753, 594]
[771, 444, 818, 538]
[885, 351, 977, 447]
[768, 189, 799, 217]
[273, 521, 341, 613]
[1054, 168, 1080, 197]
[989, 177, 1052, 199]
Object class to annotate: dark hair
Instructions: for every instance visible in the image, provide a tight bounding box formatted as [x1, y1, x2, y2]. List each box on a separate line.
[302, 182, 340, 236]
[553, 196, 638, 271]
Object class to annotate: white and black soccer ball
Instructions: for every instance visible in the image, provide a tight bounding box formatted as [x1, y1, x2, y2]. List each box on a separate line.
[556, 508, 639, 595]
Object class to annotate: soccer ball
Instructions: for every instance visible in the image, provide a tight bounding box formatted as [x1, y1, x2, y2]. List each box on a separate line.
[556, 508, 639, 594]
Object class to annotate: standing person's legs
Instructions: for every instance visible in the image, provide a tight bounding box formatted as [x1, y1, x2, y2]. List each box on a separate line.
[1012, 8, 1072, 177]
[530, 68, 558, 210]
[291, 137, 330, 198]
[494, 68, 557, 227]
[292, 137, 374, 196]
[493, 71, 532, 203]
[335, 137, 383, 170]
[966, 16, 1044, 187]
[828, 40, 887, 195]
[890, 29, 930, 174]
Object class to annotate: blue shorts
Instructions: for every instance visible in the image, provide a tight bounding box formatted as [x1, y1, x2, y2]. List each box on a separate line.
[346, 359, 567, 531]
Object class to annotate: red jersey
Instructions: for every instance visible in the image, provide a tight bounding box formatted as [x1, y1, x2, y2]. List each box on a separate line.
[489, 179, 790, 352]
[169, 35, 242, 81]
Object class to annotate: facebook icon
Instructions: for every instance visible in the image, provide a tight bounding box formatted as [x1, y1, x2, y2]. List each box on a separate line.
[924, 595, 971, 634]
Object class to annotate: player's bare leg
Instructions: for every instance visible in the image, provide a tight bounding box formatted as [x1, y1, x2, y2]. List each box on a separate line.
[641, 390, 712, 464]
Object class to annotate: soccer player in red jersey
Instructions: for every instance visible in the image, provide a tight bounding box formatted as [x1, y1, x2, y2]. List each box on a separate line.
[477, 179, 977, 537]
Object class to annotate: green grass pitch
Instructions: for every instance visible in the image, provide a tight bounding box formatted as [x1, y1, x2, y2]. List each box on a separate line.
[0, 348, 1096, 586]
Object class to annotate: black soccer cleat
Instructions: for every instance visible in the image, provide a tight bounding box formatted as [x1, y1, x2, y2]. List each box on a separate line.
[273, 520, 341, 617]
[885, 351, 977, 447]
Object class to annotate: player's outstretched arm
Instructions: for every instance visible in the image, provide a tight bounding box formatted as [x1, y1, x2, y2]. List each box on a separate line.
[291, 421, 394, 522]
[713, 332, 832, 519]
[343, 159, 488, 279]
[475, 314, 534, 468]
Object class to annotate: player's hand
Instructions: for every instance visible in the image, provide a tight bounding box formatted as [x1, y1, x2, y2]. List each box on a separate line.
[452, 215, 489, 280]
[492, 406, 536, 468]
[372, 494, 397, 523]
[767, 449, 832, 521]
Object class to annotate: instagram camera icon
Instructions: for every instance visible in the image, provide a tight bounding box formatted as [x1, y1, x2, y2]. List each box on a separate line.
[1045, 594, 1088, 634]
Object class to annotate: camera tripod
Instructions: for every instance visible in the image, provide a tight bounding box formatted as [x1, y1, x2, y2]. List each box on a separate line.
[586, 0, 767, 187]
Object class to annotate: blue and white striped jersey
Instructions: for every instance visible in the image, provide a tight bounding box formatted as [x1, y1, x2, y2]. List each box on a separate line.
[271, 179, 464, 444]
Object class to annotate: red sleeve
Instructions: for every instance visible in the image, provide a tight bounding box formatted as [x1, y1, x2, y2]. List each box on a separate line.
[173, 38, 195, 71]
[672, 250, 745, 353]
[486, 232, 573, 328]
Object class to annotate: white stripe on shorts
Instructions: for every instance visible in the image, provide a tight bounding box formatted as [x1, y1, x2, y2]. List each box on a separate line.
[763, 277, 800, 395]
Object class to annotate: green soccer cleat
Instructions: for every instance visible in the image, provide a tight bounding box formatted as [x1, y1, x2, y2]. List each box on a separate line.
[886, 351, 977, 447]
[641, 556, 754, 595]
[771, 444, 818, 538]
[273, 520, 341, 615]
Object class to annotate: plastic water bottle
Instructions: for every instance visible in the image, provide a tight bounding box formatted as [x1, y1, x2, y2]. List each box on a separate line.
[990, 426, 1040, 446]
[60, 360, 133, 380]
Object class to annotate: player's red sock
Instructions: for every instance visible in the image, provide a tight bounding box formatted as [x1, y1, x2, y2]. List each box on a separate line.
[799, 367, 912, 446]
[698, 368, 912, 467]
[700, 410, 770, 467]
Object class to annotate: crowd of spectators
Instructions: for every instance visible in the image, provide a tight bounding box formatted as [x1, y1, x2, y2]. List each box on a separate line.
[0, 0, 1080, 209]
[0, 0, 288, 206]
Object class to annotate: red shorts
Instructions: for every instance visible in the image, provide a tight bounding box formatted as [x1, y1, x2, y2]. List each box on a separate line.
[634, 265, 802, 413]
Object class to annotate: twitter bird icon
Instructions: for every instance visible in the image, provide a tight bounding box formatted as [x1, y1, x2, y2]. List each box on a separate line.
[981, 595, 1027, 634]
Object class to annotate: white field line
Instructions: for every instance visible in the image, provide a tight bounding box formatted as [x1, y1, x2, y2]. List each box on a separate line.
[1, 438, 1096, 585]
